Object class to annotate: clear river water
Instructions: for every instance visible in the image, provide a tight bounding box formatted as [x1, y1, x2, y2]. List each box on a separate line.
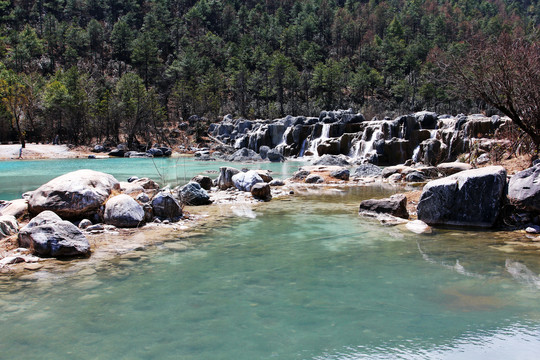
[1, 158, 540, 359]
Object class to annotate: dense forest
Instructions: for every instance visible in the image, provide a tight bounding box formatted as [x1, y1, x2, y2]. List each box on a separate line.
[0, 0, 538, 147]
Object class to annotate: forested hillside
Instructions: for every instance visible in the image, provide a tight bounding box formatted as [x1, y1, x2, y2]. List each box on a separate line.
[0, 0, 538, 147]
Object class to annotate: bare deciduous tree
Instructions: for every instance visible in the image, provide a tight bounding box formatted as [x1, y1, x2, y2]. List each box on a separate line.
[443, 33, 540, 150]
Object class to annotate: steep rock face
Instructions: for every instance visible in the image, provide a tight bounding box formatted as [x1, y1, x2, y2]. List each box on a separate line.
[417, 166, 507, 228]
[18, 211, 90, 257]
[209, 111, 508, 166]
[508, 164, 540, 212]
[28, 170, 120, 219]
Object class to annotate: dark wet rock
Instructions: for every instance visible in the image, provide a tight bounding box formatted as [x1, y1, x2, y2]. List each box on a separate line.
[91, 145, 107, 153]
[269, 179, 285, 186]
[0, 215, 18, 239]
[127, 176, 139, 183]
[78, 219, 92, 229]
[217, 167, 240, 190]
[108, 148, 124, 157]
[508, 164, 540, 212]
[359, 194, 408, 219]
[436, 162, 473, 176]
[104, 194, 145, 228]
[136, 192, 150, 203]
[292, 170, 311, 180]
[312, 154, 350, 167]
[178, 182, 212, 205]
[417, 166, 507, 228]
[28, 170, 120, 220]
[18, 211, 90, 257]
[353, 164, 382, 177]
[146, 148, 163, 157]
[159, 147, 172, 156]
[232, 170, 264, 191]
[191, 175, 213, 191]
[267, 149, 285, 162]
[259, 145, 270, 159]
[251, 183, 271, 200]
[330, 168, 350, 181]
[405, 171, 426, 182]
[305, 174, 324, 184]
[228, 148, 262, 162]
[151, 192, 182, 220]
[254, 170, 273, 183]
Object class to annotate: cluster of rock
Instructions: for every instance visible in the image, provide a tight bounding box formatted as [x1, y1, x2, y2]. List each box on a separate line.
[91, 144, 173, 158]
[208, 110, 510, 166]
[359, 162, 540, 231]
[0, 169, 188, 259]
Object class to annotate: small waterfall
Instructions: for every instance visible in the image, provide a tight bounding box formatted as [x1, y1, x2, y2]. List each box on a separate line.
[275, 126, 293, 154]
[412, 145, 421, 162]
[298, 139, 307, 157]
[307, 123, 331, 156]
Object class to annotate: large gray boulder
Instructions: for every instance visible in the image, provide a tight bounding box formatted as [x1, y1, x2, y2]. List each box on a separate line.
[0, 215, 18, 239]
[417, 166, 507, 227]
[18, 211, 90, 257]
[228, 148, 262, 162]
[178, 182, 212, 205]
[353, 164, 382, 177]
[216, 167, 240, 190]
[267, 149, 285, 162]
[312, 154, 350, 167]
[151, 192, 182, 220]
[232, 170, 264, 191]
[508, 164, 540, 212]
[28, 170, 120, 219]
[104, 194, 145, 228]
[359, 194, 408, 219]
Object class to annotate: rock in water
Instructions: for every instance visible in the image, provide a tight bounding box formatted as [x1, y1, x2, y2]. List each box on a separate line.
[191, 175, 213, 191]
[104, 194, 145, 228]
[508, 164, 540, 212]
[417, 166, 507, 228]
[0, 215, 18, 239]
[178, 182, 212, 205]
[359, 194, 409, 219]
[251, 183, 271, 200]
[217, 167, 240, 190]
[232, 170, 264, 192]
[330, 168, 350, 181]
[313, 155, 350, 167]
[267, 149, 285, 162]
[228, 148, 262, 162]
[28, 169, 120, 219]
[151, 192, 182, 220]
[18, 211, 90, 257]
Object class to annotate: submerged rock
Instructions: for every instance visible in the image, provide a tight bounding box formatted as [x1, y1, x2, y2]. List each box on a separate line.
[104, 194, 145, 228]
[417, 166, 507, 228]
[18, 211, 90, 257]
[27, 169, 120, 220]
[359, 194, 409, 219]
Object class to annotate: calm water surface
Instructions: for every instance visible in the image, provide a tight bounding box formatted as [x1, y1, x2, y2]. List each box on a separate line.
[1, 161, 540, 359]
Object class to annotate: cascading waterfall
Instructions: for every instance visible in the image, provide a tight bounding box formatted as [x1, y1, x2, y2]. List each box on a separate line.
[306, 123, 331, 156]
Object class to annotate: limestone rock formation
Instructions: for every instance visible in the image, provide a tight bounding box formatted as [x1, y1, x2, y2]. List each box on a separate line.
[232, 170, 264, 191]
[508, 164, 540, 212]
[417, 166, 507, 227]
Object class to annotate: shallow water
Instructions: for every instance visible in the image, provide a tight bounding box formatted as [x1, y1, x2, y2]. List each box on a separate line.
[0, 157, 305, 200]
[1, 187, 540, 359]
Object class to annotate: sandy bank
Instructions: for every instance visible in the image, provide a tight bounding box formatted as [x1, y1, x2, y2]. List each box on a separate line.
[0, 144, 92, 160]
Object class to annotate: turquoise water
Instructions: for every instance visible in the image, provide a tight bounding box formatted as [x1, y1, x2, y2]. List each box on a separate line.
[0, 157, 305, 200]
[1, 186, 540, 359]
